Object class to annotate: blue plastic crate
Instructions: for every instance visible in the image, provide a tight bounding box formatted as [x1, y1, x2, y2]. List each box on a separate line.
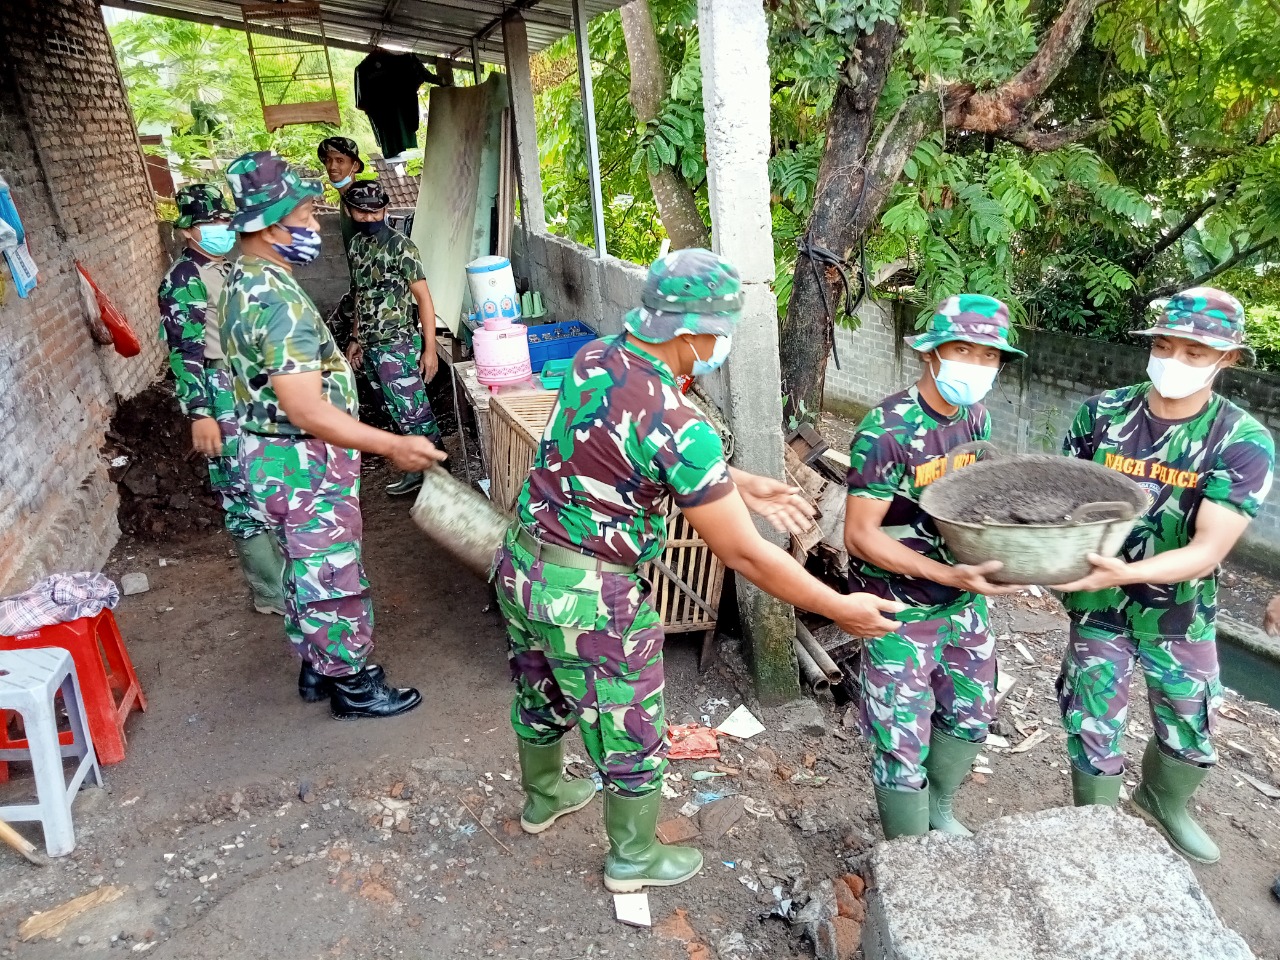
[524, 320, 596, 372]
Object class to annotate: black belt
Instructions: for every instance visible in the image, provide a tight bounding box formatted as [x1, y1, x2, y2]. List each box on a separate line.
[241, 428, 317, 441]
[514, 527, 634, 574]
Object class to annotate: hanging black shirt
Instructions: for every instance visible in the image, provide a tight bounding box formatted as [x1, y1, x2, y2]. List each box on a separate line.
[354, 51, 431, 157]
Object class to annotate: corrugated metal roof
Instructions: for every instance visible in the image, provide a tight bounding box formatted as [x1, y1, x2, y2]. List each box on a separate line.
[106, 0, 621, 61]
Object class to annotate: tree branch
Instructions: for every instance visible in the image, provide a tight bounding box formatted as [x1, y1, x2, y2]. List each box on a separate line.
[1123, 193, 1225, 274]
[1144, 239, 1277, 301]
[1002, 117, 1106, 151]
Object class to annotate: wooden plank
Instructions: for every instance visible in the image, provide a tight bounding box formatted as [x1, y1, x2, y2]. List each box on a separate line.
[262, 100, 340, 131]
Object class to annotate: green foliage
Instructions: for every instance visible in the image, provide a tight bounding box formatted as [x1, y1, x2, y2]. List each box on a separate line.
[109, 13, 381, 184]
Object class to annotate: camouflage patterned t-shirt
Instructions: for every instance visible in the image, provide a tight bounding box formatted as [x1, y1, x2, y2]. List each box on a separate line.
[1062, 383, 1274, 641]
[846, 386, 991, 610]
[157, 247, 230, 418]
[348, 227, 426, 346]
[516, 334, 733, 567]
[219, 256, 358, 437]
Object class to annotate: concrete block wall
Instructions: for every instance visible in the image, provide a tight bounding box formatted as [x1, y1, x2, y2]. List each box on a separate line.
[293, 212, 350, 320]
[825, 302, 1280, 551]
[510, 225, 646, 336]
[0, 0, 168, 593]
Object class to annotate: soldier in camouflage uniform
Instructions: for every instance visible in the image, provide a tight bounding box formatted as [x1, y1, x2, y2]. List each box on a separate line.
[1053, 287, 1274, 864]
[844, 295, 1026, 840]
[342, 180, 441, 497]
[493, 248, 903, 892]
[157, 184, 285, 617]
[219, 150, 445, 719]
[317, 136, 365, 348]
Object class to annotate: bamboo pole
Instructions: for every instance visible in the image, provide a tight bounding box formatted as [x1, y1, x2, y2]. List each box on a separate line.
[796, 621, 843, 684]
[792, 637, 831, 695]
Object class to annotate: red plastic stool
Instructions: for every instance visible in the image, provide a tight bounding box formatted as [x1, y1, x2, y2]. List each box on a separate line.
[0, 609, 145, 775]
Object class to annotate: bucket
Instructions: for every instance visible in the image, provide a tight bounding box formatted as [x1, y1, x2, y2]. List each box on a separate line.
[918, 442, 1147, 584]
[410, 466, 512, 578]
[466, 255, 520, 323]
[473, 316, 532, 388]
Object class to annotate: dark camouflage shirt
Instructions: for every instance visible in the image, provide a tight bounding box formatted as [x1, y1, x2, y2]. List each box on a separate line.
[157, 247, 229, 418]
[1062, 383, 1274, 641]
[348, 227, 426, 346]
[846, 386, 991, 611]
[219, 256, 358, 437]
[516, 334, 733, 567]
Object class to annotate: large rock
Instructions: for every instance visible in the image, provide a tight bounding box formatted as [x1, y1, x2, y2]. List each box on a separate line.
[862, 806, 1253, 960]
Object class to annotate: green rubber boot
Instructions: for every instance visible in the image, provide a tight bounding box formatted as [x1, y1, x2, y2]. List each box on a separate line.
[386, 472, 423, 497]
[517, 739, 596, 834]
[874, 784, 930, 840]
[1071, 765, 1123, 807]
[233, 533, 286, 616]
[603, 790, 703, 893]
[1132, 739, 1220, 864]
[924, 729, 982, 836]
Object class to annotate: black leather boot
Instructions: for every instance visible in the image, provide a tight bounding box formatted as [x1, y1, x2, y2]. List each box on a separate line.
[329, 667, 422, 720]
[299, 661, 384, 703]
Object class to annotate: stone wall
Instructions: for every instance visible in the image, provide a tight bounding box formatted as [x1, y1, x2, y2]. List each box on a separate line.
[510, 226, 646, 335]
[0, 0, 168, 594]
[824, 301, 1280, 552]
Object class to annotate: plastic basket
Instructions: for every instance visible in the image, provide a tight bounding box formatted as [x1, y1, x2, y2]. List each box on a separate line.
[538, 358, 574, 391]
[525, 321, 595, 372]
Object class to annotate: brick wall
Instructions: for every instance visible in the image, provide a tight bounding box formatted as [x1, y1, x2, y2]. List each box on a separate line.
[824, 302, 1280, 554]
[0, 0, 167, 594]
[510, 226, 646, 336]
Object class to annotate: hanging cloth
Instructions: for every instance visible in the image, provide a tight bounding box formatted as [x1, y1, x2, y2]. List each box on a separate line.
[354, 52, 432, 157]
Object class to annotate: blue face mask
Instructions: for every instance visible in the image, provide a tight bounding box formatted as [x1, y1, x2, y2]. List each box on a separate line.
[195, 223, 235, 256]
[331, 174, 353, 189]
[686, 335, 732, 377]
[931, 356, 999, 407]
[271, 225, 322, 265]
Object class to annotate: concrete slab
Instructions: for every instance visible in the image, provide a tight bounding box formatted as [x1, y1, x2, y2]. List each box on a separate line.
[863, 806, 1253, 960]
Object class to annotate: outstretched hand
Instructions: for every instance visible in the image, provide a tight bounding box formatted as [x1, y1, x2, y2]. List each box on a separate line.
[736, 473, 817, 537]
[1052, 553, 1130, 593]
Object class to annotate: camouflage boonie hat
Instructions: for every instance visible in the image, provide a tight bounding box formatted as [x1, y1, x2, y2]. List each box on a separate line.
[623, 248, 743, 344]
[173, 183, 231, 229]
[225, 150, 323, 233]
[1135, 286, 1254, 363]
[317, 136, 365, 175]
[905, 293, 1026, 358]
[344, 181, 389, 212]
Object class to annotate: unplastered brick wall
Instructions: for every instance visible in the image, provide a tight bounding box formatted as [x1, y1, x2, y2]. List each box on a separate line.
[0, 0, 167, 594]
[511, 225, 646, 336]
[825, 301, 1280, 553]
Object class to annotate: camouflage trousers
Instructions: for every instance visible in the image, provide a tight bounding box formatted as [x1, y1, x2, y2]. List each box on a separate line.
[1056, 621, 1223, 776]
[857, 597, 994, 790]
[492, 530, 667, 796]
[363, 333, 441, 441]
[241, 435, 374, 677]
[205, 363, 269, 541]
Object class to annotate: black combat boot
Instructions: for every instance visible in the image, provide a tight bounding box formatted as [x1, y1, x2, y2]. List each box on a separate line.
[299, 661, 384, 703]
[329, 667, 422, 720]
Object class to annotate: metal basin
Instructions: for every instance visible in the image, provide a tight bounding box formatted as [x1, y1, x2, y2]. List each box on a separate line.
[918, 443, 1147, 585]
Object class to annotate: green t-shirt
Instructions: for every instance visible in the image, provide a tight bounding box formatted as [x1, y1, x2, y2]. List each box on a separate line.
[1061, 383, 1274, 641]
[219, 256, 359, 437]
[845, 385, 991, 612]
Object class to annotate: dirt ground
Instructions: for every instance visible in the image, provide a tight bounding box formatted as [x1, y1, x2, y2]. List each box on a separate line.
[3, 402, 1280, 957]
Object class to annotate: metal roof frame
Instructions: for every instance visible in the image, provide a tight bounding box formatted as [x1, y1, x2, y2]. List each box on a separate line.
[104, 0, 622, 62]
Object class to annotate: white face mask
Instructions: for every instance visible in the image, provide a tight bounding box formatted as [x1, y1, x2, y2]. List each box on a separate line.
[930, 356, 999, 407]
[1147, 354, 1220, 400]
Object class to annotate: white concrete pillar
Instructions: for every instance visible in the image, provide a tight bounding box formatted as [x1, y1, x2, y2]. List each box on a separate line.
[698, 0, 799, 704]
[502, 13, 546, 234]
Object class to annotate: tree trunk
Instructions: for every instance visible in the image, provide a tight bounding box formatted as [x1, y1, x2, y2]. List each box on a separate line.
[619, 0, 710, 249]
[779, 0, 1106, 423]
[778, 21, 900, 421]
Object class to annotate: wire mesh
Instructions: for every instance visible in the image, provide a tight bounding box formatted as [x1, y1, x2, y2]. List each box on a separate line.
[241, 1, 340, 129]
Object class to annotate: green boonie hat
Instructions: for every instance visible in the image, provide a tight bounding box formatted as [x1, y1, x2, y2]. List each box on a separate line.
[225, 150, 323, 233]
[1134, 286, 1254, 363]
[623, 248, 744, 344]
[344, 180, 389, 212]
[173, 183, 231, 229]
[905, 293, 1027, 358]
